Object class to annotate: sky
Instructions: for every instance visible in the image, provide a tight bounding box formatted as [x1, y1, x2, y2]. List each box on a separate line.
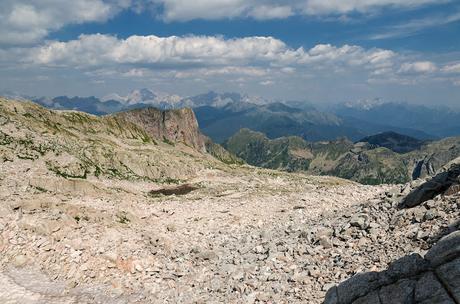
[0, 0, 459, 107]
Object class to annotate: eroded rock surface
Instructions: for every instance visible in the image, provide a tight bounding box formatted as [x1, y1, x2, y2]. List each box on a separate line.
[324, 161, 460, 304]
[324, 232, 460, 304]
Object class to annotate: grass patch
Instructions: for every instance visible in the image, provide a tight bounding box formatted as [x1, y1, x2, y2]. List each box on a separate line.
[162, 136, 175, 146]
[116, 211, 130, 224]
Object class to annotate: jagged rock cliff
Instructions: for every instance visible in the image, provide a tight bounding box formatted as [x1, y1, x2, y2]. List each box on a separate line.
[113, 107, 207, 152]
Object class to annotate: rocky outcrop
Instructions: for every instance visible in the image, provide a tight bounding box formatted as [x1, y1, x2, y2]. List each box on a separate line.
[324, 159, 460, 304]
[224, 128, 460, 185]
[113, 107, 207, 152]
[324, 231, 460, 304]
[400, 160, 460, 208]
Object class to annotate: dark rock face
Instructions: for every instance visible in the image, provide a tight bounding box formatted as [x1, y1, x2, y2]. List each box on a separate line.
[114, 107, 207, 152]
[400, 162, 460, 208]
[324, 231, 460, 304]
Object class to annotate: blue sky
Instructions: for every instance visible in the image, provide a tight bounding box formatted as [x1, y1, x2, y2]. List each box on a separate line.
[1, 0, 459, 107]
[50, 4, 460, 52]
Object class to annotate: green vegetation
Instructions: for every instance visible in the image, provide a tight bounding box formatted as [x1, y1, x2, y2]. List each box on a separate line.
[162, 136, 175, 146]
[224, 128, 460, 185]
[153, 177, 183, 184]
[47, 162, 89, 179]
[116, 211, 130, 224]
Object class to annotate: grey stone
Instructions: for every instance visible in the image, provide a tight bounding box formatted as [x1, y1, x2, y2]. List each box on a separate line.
[336, 272, 384, 304]
[324, 286, 338, 304]
[319, 235, 333, 249]
[413, 208, 425, 222]
[385, 253, 428, 281]
[352, 291, 381, 304]
[350, 214, 369, 230]
[400, 164, 460, 208]
[436, 257, 460, 303]
[378, 279, 416, 304]
[425, 231, 460, 267]
[424, 210, 438, 221]
[414, 272, 454, 304]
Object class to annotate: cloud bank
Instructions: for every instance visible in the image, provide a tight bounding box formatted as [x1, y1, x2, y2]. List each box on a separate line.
[0, 0, 449, 45]
[153, 0, 445, 21]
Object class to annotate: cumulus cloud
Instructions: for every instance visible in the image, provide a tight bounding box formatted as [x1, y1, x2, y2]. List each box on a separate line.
[0, 0, 131, 45]
[1, 33, 457, 102]
[26, 34, 404, 84]
[31, 34, 291, 66]
[398, 61, 438, 74]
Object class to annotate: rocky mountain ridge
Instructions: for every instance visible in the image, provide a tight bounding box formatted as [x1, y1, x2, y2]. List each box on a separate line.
[0, 97, 237, 185]
[3, 89, 449, 143]
[224, 128, 460, 184]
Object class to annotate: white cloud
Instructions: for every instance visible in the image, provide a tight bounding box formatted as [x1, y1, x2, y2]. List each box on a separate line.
[249, 5, 293, 20]
[442, 62, 460, 74]
[28, 34, 401, 76]
[0, 0, 451, 46]
[152, 0, 445, 21]
[369, 10, 460, 40]
[0, 0, 130, 45]
[2, 33, 457, 103]
[156, 0, 247, 21]
[302, 0, 444, 15]
[398, 61, 438, 73]
[260, 80, 274, 86]
[31, 34, 292, 66]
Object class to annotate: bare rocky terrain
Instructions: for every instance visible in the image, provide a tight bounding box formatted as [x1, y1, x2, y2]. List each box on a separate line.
[0, 98, 459, 303]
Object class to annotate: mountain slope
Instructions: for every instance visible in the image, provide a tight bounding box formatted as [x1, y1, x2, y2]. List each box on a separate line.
[357, 131, 426, 153]
[0, 97, 236, 184]
[224, 129, 460, 184]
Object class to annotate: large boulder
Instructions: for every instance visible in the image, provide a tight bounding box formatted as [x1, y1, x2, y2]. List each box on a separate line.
[323, 230, 460, 304]
[399, 161, 460, 208]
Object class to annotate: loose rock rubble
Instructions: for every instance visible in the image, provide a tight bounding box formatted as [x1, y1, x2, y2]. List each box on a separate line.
[1, 164, 459, 303]
[324, 161, 460, 304]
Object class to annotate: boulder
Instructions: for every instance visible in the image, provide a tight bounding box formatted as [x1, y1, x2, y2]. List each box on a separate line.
[324, 230, 460, 304]
[399, 163, 460, 208]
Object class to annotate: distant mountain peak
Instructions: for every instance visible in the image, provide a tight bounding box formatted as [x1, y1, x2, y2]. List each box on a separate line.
[343, 98, 386, 110]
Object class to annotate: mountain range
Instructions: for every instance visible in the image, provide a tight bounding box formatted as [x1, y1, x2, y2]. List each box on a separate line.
[1, 88, 459, 144]
[224, 129, 460, 185]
